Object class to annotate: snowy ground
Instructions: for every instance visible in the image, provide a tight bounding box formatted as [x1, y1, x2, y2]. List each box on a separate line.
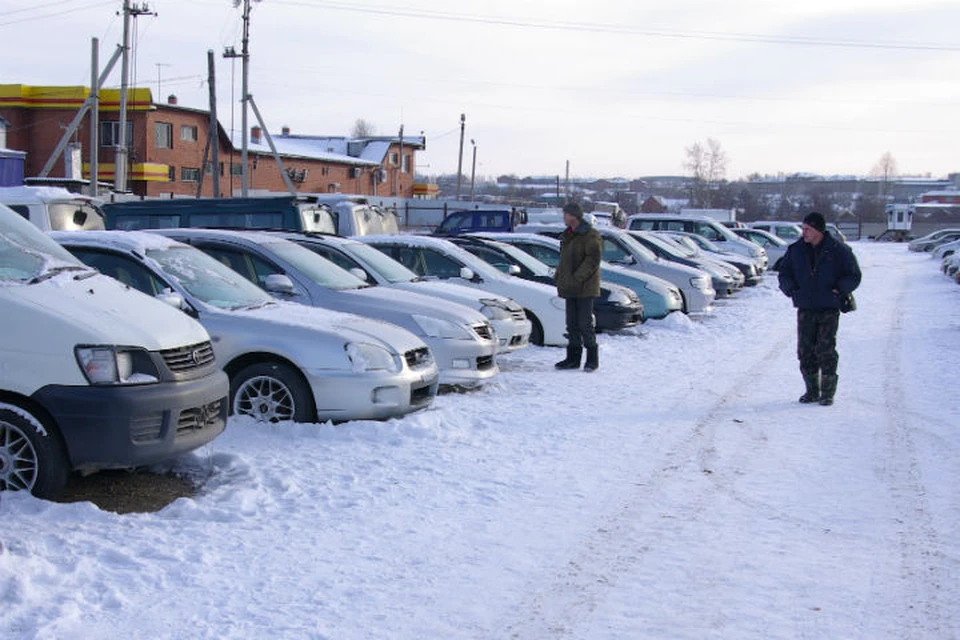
[2, 242, 959, 639]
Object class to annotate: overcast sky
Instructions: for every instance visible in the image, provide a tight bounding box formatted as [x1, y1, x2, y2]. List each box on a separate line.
[2, 0, 959, 181]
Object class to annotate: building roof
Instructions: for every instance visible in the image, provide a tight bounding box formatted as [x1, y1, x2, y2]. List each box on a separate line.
[225, 132, 425, 168]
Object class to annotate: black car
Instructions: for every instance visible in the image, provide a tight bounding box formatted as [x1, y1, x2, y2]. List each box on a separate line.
[446, 236, 643, 331]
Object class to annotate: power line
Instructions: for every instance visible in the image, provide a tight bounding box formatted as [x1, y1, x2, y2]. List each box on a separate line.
[270, 0, 960, 53]
[0, 0, 115, 27]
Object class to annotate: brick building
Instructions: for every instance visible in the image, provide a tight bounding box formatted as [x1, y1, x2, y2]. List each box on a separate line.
[0, 84, 423, 198]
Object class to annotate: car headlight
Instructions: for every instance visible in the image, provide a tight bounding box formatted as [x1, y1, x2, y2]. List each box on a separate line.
[412, 314, 474, 340]
[345, 342, 401, 373]
[690, 276, 710, 290]
[606, 289, 632, 305]
[550, 296, 566, 310]
[75, 346, 160, 385]
[479, 300, 510, 320]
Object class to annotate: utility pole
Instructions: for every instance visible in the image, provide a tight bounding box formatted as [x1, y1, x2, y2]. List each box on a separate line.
[207, 50, 220, 197]
[565, 160, 570, 202]
[115, 1, 156, 193]
[154, 62, 171, 97]
[239, 0, 254, 197]
[395, 123, 404, 197]
[469, 139, 477, 202]
[89, 38, 99, 196]
[456, 113, 465, 201]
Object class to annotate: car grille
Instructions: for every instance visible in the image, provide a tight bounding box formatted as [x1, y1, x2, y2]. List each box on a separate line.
[473, 323, 494, 341]
[410, 383, 434, 406]
[130, 413, 164, 443]
[404, 347, 433, 369]
[160, 341, 216, 373]
[177, 399, 225, 436]
[510, 309, 527, 322]
[476, 355, 495, 370]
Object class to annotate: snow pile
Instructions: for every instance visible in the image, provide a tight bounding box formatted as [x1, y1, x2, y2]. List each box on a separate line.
[1, 243, 958, 639]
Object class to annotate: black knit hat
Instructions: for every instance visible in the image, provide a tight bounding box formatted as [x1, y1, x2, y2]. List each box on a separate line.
[803, 211, 826, 233]
[562, 202, 583, 219]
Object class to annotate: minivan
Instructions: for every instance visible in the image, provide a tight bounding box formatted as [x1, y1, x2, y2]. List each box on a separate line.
[0, 185, 106, 231]
[0, 204, 228, 499]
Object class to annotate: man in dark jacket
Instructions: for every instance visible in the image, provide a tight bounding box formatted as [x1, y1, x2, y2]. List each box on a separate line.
[554, 202, 603, 371]
[778, 211, 862, 405]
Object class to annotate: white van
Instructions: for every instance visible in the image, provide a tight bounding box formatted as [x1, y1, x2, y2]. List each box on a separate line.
[309, 195, 400, 236]
[0, 185, 106, 231]
[0, 204, 228, 499]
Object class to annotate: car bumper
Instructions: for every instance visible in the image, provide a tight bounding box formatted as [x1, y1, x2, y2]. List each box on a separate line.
[305, 364, 440, 421]
[595, 302, 643, 331]
[490, 316, 532, 353]
[683, 286, 716, 314]
[32, 371, 229, 473]
[429, 338, 500, 387]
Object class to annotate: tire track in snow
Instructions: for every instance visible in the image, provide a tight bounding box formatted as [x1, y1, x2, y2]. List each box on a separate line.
[873, 275, 952, 638]
[498, 330, 794, 639]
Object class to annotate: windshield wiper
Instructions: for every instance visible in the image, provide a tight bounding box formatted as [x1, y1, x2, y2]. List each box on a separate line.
[28, 265, 91, 284]
[233, 300, 276, 311]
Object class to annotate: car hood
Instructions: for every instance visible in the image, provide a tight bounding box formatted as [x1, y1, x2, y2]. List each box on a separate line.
[341, 285, 486, 326]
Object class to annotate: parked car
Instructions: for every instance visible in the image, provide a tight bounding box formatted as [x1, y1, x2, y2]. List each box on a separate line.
[1, 205, 228, 499]
[153, 228, 499, 389]
[515, 223, 716, 314]
[53, 231, 440, 423]
[625, 230, 743, 297]
[908, 228, 960, 252]
[626, 213, 768, 271]
[306, 195, 401, 236]
[358, 234, 568, 346]
[659, 231, 762, 286]
[469, 232, 683, 320]
[446, 235, 644, 331]
[825, 223, 847, 243]
[0, 185, 106, 231]
[274, 232, 532, 352]
[932, 238, 960, 260]
[732, 227, 789, 271]
[912, 231, 960, 253]
[433, 208, 528, 235]
[747, 221, 803, 242]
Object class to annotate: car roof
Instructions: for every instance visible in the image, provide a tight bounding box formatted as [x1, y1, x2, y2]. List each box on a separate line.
[49, 229, 186, 254]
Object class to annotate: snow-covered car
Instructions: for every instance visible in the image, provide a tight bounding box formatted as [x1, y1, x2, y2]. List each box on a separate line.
[733, 227, 789, 271]
[626, 230, 743, 297]
[468, 231, 684, 320]
[747, 221, 803, 242]
[660, 231, 762, 286]
[272, 232, 532, 353]
[446, 235, 643, 331]
[52, 231, 440, 423]
[358, 234, 568, 346]
[942, 251, 960, 278]
[153, 228, 499, 389]
[626, 214, 768, 271]
[931, 238, 960, 260]
[908, 229, 960, 252]
[516, 224, 716, 315]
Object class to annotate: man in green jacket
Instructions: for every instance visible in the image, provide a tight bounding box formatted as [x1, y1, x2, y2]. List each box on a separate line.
[554, 202, 603, 371]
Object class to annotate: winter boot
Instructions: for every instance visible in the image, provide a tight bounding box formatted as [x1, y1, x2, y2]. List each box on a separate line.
[819, 374, 838, 406]
[554, 346, 582, 370]
[583, 346, 599, 372]
[798, 373, 820, 403]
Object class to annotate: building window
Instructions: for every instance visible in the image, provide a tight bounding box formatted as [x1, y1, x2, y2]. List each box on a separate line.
[180, 125, 198, 142]
[100, 121, 134, 148]
[230, 163, 243, 176]
[155, 122, 173, 149]
[168, 166, 176, 182]
[402, 154, 411, 173]
[389, 152, 399, 166]
[181, 167, 200, 182]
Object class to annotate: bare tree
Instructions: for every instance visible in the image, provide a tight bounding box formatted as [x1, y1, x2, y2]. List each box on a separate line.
[706, 138, 728, 185]
[685, 138, 728, 207]
[871, 151, 898, 197]
[351, 118, 376, 138]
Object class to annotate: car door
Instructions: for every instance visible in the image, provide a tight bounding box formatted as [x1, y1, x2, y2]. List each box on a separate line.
[384, 244, 465, 279]
[194, 243, 313, 305]
[601, 237, 634, 266]
[300, 243, 376, 285]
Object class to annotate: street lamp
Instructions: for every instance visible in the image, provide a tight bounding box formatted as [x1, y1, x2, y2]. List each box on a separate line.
[470, 139, 477, 202]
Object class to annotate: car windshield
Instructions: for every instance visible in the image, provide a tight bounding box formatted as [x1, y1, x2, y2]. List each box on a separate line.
[147, 245, 273, 310]
[263, 240, 368, 290]
[643, 233, 695, 259]
[488, 241, 552, 276]
[615, 232, 658, 262]
[0, 206, 86, 283]
[683, 233, 722, 253]
[341, 240, 420, 283]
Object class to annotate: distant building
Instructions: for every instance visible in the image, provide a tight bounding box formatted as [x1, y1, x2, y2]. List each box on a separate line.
[0, 84, 423, 198]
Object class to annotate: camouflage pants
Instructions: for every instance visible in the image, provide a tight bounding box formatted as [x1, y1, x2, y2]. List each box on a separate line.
[797, 309, 840, 377]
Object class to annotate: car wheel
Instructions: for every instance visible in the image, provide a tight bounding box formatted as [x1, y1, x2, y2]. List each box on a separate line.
[525, 311, 544, 346]
[0, 406, 69, 499]
[231, 362, 315, 424]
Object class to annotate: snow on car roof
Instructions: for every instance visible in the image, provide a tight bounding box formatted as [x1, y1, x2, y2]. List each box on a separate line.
[49, 229, 186, 254]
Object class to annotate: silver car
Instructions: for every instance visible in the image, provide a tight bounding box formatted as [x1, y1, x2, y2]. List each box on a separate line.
[52, 230, 440, 423]
[272, 232, 532, 353]
[153, 229, 499, 389]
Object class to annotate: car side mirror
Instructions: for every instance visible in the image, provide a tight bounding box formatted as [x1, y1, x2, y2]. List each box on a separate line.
[349, 267, 370, 282]
[459, 266, 475, 281]
[507, 264, 521, 276]
[264, 273, 296, 295]
[156, 290, 185, 310]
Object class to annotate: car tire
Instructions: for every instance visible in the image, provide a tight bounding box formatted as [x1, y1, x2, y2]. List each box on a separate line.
[230, 362, 315, 424]
[525, 311, 544, 346]
[0, 405, 69, 500]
